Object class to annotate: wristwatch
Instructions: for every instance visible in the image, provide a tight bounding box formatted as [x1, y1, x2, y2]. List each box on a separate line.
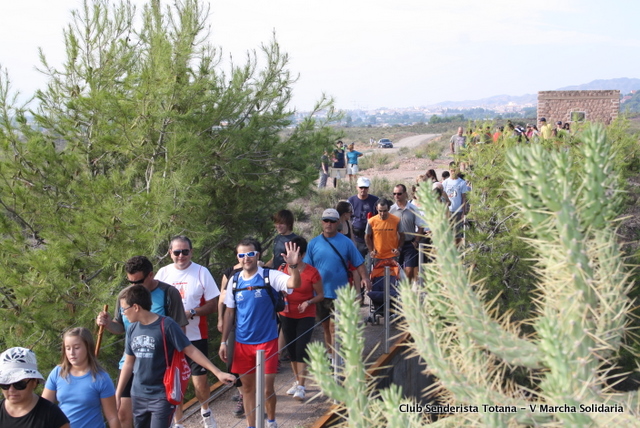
[189, 308, 197, 319]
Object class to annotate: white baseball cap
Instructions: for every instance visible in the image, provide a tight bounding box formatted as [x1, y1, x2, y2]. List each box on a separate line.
[357, 177, 371, 188]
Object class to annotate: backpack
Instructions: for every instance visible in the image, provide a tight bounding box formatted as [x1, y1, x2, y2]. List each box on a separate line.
[160, 317, 191, 405]
[231, 268, 286, 317]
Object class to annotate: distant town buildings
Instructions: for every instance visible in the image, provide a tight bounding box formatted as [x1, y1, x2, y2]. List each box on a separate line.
[295, 100, 537, 128]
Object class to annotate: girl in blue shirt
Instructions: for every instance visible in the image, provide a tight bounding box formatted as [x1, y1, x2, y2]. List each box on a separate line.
[43, 328, 120, 428]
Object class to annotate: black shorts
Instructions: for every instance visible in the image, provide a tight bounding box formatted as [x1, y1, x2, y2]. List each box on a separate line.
[398, 241, 419, 268]
[316, 298, 335, 322]
[186, 339, 208, 376]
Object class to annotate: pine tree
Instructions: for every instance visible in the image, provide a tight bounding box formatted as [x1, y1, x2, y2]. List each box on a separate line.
[0, 0, 339, 369]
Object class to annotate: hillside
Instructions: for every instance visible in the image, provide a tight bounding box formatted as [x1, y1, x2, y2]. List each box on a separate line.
[427, 77, 640, 110]
[557, 77, 640, 93]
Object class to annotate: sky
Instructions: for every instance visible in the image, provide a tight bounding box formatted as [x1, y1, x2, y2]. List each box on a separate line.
[1, 0, 639, 111]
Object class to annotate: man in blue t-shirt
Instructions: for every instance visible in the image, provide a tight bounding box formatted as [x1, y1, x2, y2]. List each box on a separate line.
[304, 208, 370, 357]
[348, 177, 378, 299]
[220, 238, 300, 428]
[348, 177, 379, 256]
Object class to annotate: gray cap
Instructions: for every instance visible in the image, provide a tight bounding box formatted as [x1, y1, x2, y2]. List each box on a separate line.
[321, 208, 340, 221]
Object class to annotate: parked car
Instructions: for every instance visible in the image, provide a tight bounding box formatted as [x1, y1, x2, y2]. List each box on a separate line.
[377, 138, 393, 148]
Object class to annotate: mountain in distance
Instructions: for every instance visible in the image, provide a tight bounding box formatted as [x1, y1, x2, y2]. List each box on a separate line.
[557, 77, 640, 94]
[431, 78, 640, 109]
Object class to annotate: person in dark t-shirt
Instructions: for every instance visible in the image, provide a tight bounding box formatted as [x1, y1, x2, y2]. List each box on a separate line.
[0, 347, 70, 428]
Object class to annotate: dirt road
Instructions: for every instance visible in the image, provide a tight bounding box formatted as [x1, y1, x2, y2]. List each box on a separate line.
[360, 133, 450, 185]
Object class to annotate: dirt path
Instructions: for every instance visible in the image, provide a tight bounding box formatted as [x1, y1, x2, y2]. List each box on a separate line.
[359, 133, 451, 185]
[392, 133, 440, 150]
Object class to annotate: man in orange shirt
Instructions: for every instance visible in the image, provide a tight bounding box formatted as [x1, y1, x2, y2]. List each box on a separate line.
[365, 198, 404, 261]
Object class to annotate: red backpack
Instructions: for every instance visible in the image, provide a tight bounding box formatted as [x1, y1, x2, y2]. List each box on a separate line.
[160, 317, 191, 405]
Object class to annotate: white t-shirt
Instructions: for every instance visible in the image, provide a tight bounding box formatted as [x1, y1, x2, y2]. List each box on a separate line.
[442, 177, 469, 214]
[155, 262, 220, 341]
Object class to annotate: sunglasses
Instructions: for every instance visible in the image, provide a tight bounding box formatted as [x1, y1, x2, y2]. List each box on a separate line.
[358, 187, 369, 189]
[322, 219, 338, 223]
[172, 249, 190, 256]
[0, 379, 31, 391]
[127, 276, 146, 285]
[238, 251, 258, 258]
[393, 192, 403, 195]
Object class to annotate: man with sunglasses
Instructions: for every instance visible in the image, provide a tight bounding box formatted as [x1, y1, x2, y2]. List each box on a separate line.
[0, 347, 70, 427]
[348, 177, 378, 299]
[155, 236, 220, 428]
[220, 237, 301, 428]
[348, 177, 379, 256]
[96, 255, 187, 428]
[390, 184, 427, 282]
[304, 208, 369, 359]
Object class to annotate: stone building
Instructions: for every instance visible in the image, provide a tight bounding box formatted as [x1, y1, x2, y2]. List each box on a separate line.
[537, 90, 620, 125]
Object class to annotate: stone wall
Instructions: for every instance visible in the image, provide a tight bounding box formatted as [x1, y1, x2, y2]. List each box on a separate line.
[537, 90, 620, 125]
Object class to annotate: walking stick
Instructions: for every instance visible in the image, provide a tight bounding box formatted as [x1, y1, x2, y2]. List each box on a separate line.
[95, 304, 108, 357]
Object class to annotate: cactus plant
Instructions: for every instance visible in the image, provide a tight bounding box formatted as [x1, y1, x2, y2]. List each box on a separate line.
[308, 124, 640, 427]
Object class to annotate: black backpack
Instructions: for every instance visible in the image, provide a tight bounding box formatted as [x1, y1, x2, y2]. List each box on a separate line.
[231, 268, 286, 318]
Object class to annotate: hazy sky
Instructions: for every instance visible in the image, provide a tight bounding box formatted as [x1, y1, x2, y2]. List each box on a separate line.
[2, 0, 639, 111]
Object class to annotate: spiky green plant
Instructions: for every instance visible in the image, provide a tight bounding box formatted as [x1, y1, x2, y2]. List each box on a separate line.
[308, 124, 640, 427]
[306, 286, 423, 428]
[404, 123, 640, 427]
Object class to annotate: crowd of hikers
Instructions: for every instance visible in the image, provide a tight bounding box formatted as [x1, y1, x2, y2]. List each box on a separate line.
[2, 120, 575, 428]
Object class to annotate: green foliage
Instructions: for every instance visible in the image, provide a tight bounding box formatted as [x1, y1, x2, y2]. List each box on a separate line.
[0, 0, 340, 372]
[429, 113, 465, 124]
[461, 139, 537, 323]
[359, 152, 393, 171]
[622, 91, 640, 114]
[605, 116, 640, 175]
[397, 147, 410, 156]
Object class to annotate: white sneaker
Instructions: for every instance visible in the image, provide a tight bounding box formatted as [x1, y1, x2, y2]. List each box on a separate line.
[293, 385, 306, 401]
[201, 411, 217, 428]
[266, 421, 278, 428]
[286, 380, 299, 395]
